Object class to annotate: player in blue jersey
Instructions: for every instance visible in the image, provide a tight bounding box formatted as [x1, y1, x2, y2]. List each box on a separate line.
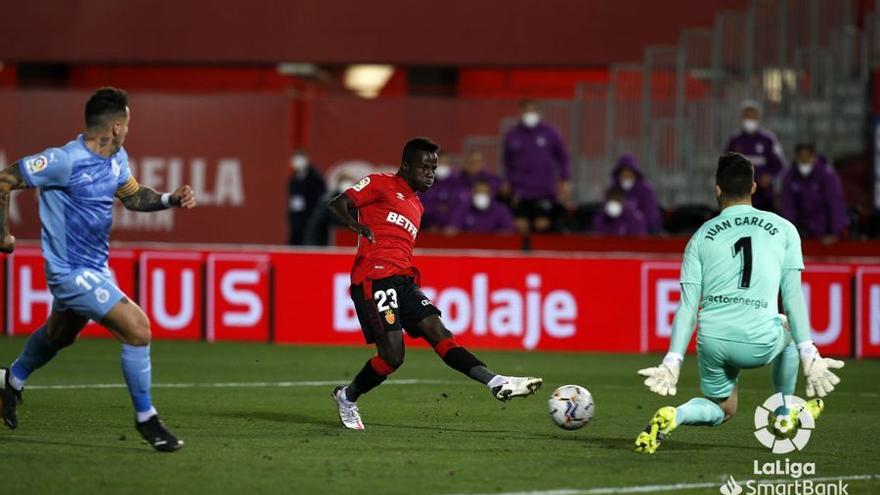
[0, 87, 196, 452]
[634, 153, 844, 454]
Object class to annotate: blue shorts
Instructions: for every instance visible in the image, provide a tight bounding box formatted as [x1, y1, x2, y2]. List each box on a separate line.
[50, 268, 126, 321]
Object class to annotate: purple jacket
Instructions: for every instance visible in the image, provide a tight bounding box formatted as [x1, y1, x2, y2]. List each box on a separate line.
[591, 206, 647, 236]
[608, 154, 663, 232]
[780, 160, 849, 238]
[502, 122, 571, 201]
[455, 169, 503, 195]
[421, 177, 469, 230]
[454, 201, 516, 233]
[725, 128, 786, 211]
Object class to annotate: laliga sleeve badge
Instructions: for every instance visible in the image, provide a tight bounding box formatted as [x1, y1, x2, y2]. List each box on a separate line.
[384, 309, 396, 325]
[25, 155, 48, 174]
[353, 177, 370, 191]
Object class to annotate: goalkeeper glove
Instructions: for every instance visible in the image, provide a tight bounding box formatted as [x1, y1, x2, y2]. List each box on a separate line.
[799, 342, 844, 398]
[637, 353, 682, 396]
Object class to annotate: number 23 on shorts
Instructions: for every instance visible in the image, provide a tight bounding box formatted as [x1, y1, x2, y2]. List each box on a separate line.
[374, 288, 399, 325]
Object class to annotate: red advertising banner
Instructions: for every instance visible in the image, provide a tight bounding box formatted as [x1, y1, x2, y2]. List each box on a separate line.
[139, 251, 204, 341]
[206, 254, 271, 342]
[856, 267, 880, 358]
[6, 249, 136, 337]
[273, 252, 644, 352]
[0, 90, 289, 245]
[641, 262, 853, 357]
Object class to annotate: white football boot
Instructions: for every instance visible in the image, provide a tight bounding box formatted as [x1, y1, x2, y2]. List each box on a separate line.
[491, 376, 544, 401]
[332, 386, 365, 430]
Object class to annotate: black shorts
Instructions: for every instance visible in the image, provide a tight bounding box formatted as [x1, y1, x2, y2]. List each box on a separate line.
[513, 198, 559, 220]
[350, 275, 442, 344]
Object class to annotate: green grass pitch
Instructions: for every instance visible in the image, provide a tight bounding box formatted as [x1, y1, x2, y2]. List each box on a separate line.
[0, 338, 877, 495]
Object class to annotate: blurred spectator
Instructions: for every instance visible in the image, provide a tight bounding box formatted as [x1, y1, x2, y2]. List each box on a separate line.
[287, 150, 326, 245]
[457, 150, 502, 194]
[725, 100, 785, 211]
[608, 154, 663, 233]
[780, 143, 848, 243]
[452, 180, 515, 234]
[591, 188, 646, 236]
[304, 172, 357, 246]
[502, 99, 571, 233]
[421, 152, 468, 232]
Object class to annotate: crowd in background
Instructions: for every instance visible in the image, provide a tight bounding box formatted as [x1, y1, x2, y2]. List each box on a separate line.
[287, 99, 853, 245]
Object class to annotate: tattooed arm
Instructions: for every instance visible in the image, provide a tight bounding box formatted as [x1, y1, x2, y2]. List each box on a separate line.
[0, 163, 29, 253]
[116, 176, 197, 211]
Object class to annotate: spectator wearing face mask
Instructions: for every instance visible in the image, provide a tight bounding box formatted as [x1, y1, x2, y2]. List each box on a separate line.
[591, 188, 646, 236]
[288, 150, 327, 245]
[421, 152, 469, 232]
[452, 180, 516, 234]
[780, 143, 849, 243]
[608, 154, 663, 233]
[724, 100, 786, 211]
[304, 172, 357, 246]
[502, 99, 571, 234]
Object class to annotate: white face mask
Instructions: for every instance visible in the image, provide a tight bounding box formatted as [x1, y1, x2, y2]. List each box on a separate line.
[620, 178, 636, 191]
[473, 192, 491, 210]
[797, 162, 814, 177]
[292, 155, 308, 172]
[742, 119, 759, 134]
[337, 180, 355, 192]
[605, 200, 623, 218]
[435, 164, 452, 180]
[522, 112, 540, 128]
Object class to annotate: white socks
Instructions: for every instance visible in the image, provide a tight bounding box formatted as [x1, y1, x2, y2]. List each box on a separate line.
[9, 373, 25, 391]
[136, 407, 158, 424]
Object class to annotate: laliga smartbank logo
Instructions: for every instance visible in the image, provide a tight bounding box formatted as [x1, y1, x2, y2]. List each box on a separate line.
[753, 393, 813, 454]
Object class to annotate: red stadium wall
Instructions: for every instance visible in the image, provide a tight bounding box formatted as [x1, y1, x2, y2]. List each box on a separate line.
[0, 90, 290, 244]
[4, 246, 879, 358]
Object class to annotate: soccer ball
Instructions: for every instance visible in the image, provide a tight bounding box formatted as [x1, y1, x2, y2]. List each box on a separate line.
[548, 384, 594, 430]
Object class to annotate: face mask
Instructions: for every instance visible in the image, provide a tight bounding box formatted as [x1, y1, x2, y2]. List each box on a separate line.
[522, 112, 540, 128]
[292, 155, 308, 172]
[435, 164, 452, 180]
[742, 119, 759, 134]
[797, 163, 814, 176]
[620, 178, 636, 191]
[605, 200, 623, 218]
[338, 180, 355, 192]
[473, 192, 491, 211]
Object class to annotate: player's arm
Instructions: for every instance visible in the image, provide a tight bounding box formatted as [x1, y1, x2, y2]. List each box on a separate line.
[327, 192, 374, 243]
[116, 177, 196, 211]
[780, 268, 844, 397]
[638, 236, 703, 396]
[0, 163, 30, 253]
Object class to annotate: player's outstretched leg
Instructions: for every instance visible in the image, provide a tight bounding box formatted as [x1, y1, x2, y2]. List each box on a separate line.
[2, 310, 88, 429]
[333, 332, 403, 430]
[635, 395, 728, 454]
[417, 315, 543, 401]
[102, 299, 182, 452]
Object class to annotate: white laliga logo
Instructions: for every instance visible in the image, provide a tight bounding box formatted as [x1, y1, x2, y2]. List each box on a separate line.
[719, 475, 742, 495]
[753, 393, 813, 454]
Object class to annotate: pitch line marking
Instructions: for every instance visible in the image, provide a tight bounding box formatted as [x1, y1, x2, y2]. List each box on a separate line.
[25, 378, 457, 391]
[450, 474, 880, 495]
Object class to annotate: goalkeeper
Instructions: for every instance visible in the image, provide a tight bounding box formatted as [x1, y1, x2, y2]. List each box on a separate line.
[634, 153, 844, 454]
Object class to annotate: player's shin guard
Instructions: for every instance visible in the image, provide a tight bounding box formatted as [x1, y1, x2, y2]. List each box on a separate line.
[772, 342, 799, 414]
[9, 326, 59, 388]
[121, 344, 156, 422]
[346, 356, 397, 402]
[433, 338, 493, 384]
[675, 397, 724, 426]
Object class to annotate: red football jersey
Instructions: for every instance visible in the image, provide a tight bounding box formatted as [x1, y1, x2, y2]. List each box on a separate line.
[344, 173, 424, 284]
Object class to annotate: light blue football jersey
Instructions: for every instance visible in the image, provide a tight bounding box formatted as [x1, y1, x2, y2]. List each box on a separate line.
[681, 204, 805, 345]
[19, 135, 132, 285]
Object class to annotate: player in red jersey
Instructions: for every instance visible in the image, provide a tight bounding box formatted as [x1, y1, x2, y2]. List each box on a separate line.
[327, 137, 543, 430]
